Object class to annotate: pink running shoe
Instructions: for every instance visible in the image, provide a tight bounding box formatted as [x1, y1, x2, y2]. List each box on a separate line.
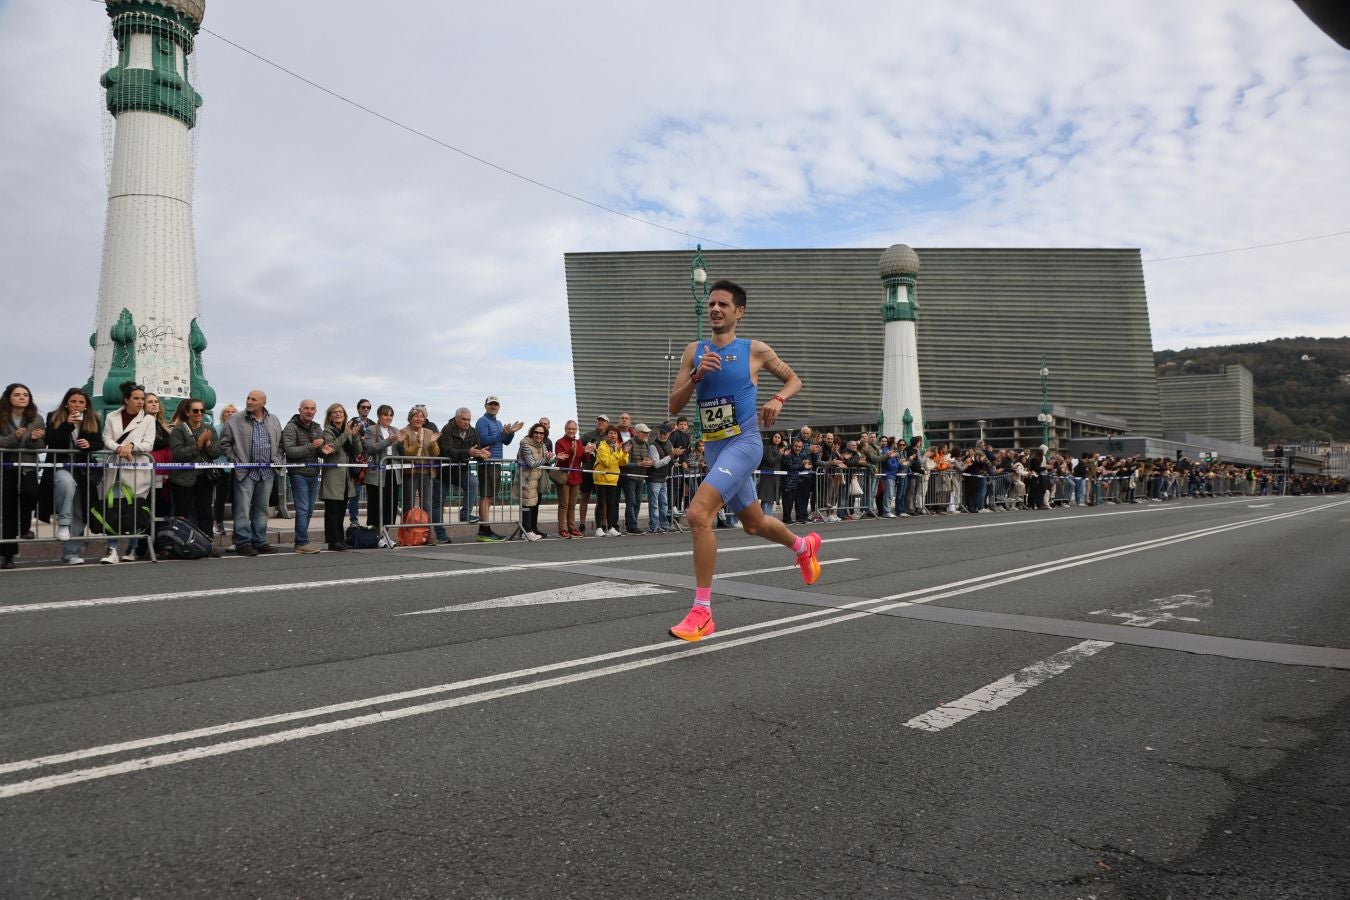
[669, 604, 716, 642]
[796, 532, 822, 585]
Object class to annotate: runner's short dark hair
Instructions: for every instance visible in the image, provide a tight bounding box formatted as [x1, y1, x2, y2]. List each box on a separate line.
[710, 279, 747, 308]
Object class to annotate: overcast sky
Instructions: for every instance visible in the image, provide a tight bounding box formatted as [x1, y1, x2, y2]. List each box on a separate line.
[2, 0, 1347, 425]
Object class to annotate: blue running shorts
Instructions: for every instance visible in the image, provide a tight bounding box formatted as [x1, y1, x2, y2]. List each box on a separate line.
[701, 429, 761, 514]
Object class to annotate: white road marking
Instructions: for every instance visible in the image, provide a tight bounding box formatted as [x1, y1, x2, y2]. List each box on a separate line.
[907, 590, 1222, 733]
[0, 609, 903, 800]
[1248, 503, 1273, 508]
[719, 557, 857, 579]
[1089, 590, 1212, 627]
[402, 582, 675, 615]
[0, 498, 1272, 616]
[1105, 611, 1201, 627]
[5, 507, 1344, 793]
[903, 641, 1114, 732]
[399, 559, 857, 615]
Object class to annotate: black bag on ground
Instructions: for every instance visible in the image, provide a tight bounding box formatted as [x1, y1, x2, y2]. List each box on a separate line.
[345, 524, 381, 549]
[88, 480, 152, 536]
[154, 516, 214, 560]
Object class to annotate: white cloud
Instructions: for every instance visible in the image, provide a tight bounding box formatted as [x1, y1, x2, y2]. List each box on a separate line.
[1, 0, 1346, 425]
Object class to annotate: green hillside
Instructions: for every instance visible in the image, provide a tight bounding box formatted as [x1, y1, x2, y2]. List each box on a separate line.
[1155, 337, 1350, 445]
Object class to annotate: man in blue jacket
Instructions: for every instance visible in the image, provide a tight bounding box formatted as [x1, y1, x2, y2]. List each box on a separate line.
[474, 395, 523, 542]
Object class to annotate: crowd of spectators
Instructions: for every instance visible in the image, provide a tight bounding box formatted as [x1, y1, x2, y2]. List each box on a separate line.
[1, 380, 1344, 569]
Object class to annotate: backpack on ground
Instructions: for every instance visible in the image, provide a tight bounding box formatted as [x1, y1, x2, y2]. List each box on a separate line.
[397, 494, 430, 547]
[154, 516, 214, 560]
[88, 478, 152, 537]
[345, 524, 381, 549]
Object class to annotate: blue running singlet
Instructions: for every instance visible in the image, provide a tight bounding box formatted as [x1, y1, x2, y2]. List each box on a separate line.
[694, 338, 761, 512]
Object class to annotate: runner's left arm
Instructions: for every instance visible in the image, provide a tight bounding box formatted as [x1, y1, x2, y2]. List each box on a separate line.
[753, 340, 802, 429]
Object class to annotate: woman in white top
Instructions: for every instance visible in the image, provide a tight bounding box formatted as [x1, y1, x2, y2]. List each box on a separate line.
[100, 381, 157, 564]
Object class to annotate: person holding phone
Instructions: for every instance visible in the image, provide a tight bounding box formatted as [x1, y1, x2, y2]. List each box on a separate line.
[168, 396, 222, 548]
[0, 383, 46, 569]
[43, 388, 102, 564]
[666, 280, 822, 642]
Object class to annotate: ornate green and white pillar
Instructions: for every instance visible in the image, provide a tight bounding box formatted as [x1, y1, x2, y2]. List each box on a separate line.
[879, 244, 924, 444]
[91, 0, 214, 417]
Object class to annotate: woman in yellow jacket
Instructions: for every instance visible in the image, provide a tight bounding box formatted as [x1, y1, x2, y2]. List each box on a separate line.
[592, 426, 628, 537]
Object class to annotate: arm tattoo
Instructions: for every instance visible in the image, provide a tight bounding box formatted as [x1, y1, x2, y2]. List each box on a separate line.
[764, 354, 795, 384]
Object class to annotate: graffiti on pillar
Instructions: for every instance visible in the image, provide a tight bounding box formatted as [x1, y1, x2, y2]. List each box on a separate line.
[135, 320, 189, 399]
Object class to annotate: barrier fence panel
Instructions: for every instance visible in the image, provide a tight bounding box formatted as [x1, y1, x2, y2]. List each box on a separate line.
[922, 470, 958, 511]
[373, 457, 517, 545]
[990, 473, 1024, 510]
[1, 449, 158, 562]
[1047, 476, 1072, 507]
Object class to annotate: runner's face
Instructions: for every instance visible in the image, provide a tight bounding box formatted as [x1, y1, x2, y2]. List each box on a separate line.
[707, 289, 742, 334]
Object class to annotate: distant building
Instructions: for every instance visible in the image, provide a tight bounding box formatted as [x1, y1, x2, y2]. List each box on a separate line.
[1157, 364, 1255, 445]
[1281, 442, 1349, 477]
[565, 248, 1163, 436]
[1070, 433, 1264, 467]
[924, 404, 1127, 451]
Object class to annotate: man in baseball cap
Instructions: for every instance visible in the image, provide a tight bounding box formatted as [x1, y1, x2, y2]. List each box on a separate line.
[473, 396, 523, 541]
[646, 422, 677, 533]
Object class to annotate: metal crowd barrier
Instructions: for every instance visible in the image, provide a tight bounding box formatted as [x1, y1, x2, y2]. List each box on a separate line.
[1, 448, 159, 562]
[1046, 475, 1072, 507]
[0, 447, 1291, 565]
[990, 473, 1024, 510]
[373, 457, 523, 544]
[921, 469, 958, 511]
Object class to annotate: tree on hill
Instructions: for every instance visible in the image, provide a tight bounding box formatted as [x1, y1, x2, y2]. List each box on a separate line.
[1155, 337, 1350, 444]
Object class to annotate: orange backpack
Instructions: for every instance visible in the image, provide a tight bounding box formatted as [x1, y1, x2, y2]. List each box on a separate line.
[398, 495, 430, 547]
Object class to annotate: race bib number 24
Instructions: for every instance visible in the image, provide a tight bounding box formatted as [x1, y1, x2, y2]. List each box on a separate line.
[699, 395, 740, 442]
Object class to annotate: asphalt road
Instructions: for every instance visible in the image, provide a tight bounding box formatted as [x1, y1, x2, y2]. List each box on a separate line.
[1, 495, 1347, 899]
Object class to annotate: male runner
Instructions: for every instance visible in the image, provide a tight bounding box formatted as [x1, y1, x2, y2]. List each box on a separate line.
[667, 279, 822, 642]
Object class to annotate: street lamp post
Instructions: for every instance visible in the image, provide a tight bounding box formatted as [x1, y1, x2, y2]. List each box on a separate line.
[690, 244, 709, 346]
[1036, 355, 1051, 449]
[689, 244, 710, 438]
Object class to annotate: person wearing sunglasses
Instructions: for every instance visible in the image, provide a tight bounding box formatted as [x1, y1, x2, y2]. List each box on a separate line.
[516, 422, 555, 540]
[168, 397, 222, 553]
[348, 399, 374, 529]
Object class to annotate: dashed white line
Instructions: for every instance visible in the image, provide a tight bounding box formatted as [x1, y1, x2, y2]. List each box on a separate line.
[903, 640, 1114, 732]
[906, 590, 1223, 733]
